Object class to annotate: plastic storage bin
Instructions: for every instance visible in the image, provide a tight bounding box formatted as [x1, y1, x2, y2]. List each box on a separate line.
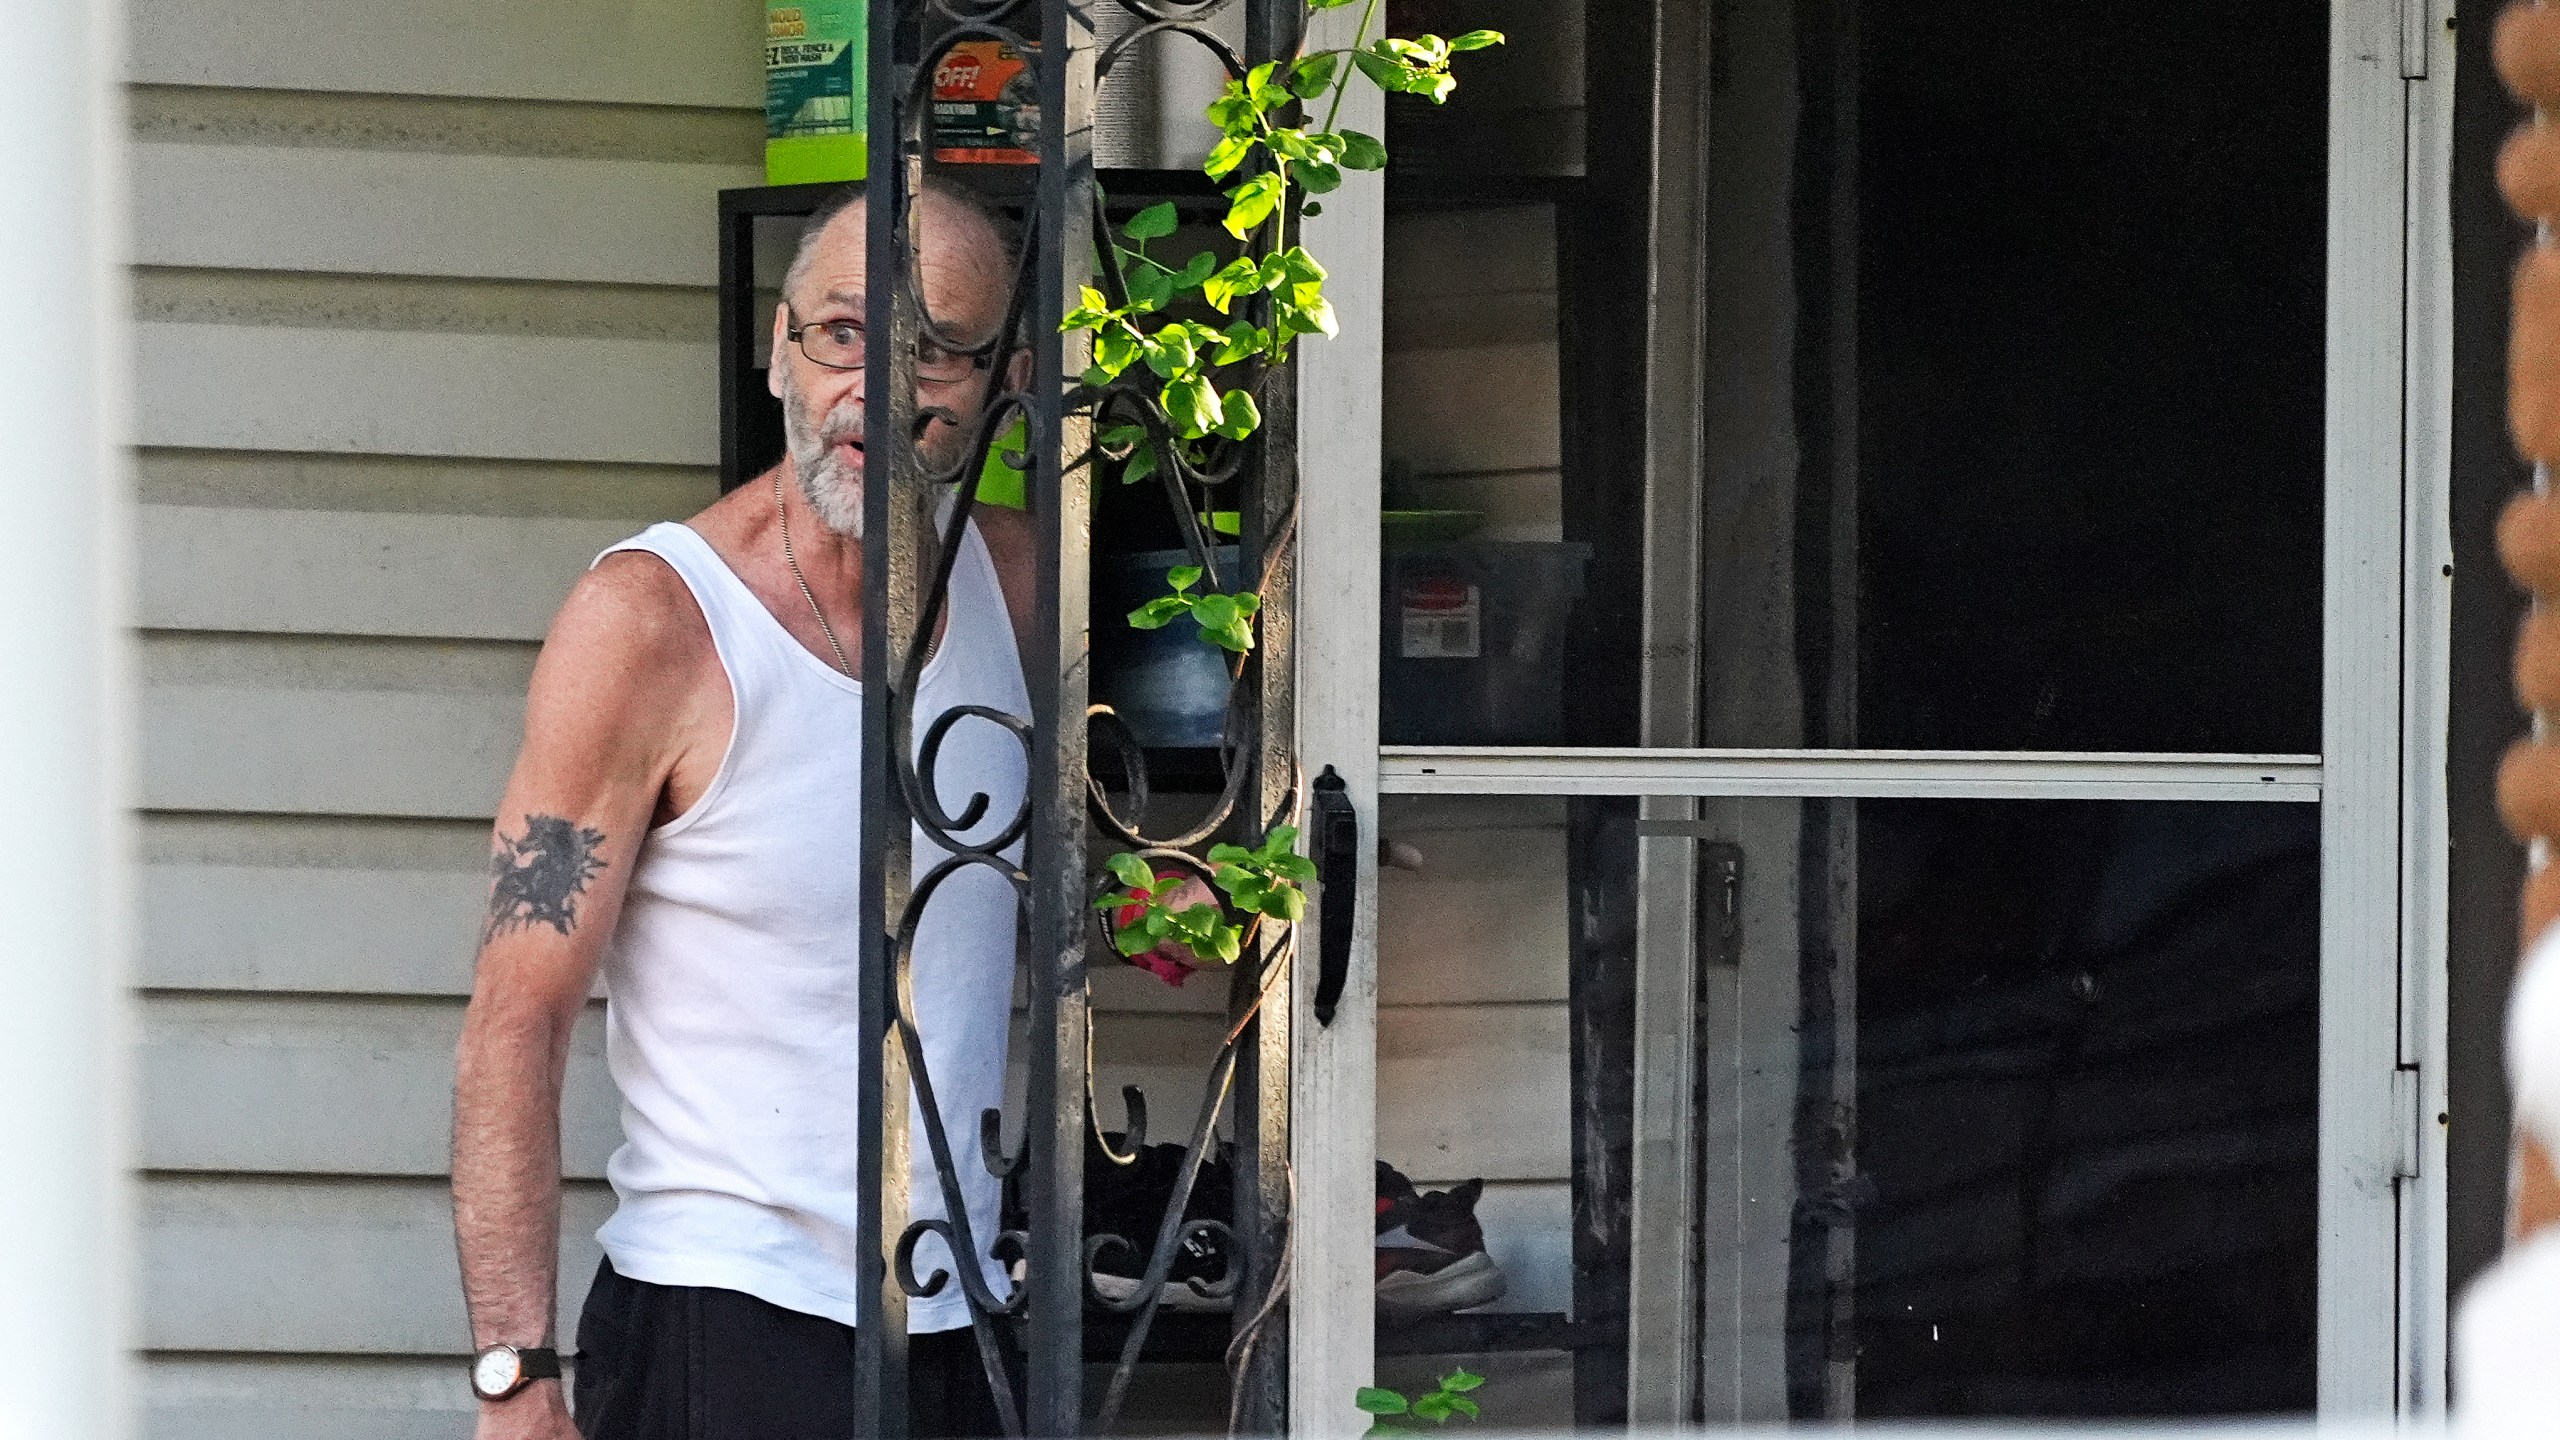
[1380, 542, 1593, 745]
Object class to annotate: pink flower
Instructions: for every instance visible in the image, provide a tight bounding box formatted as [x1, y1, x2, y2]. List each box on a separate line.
[1110, 872, 1219, 987]
[1125, 948, 1196, 987]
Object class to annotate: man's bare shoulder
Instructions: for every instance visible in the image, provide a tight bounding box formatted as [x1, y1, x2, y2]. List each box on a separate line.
[539, 546, 715, 694]
[512, 546, 725, 790]
[971, 503, 1037, 641]
[973, 502, 1031, 558]
[682, 478, 770, 554]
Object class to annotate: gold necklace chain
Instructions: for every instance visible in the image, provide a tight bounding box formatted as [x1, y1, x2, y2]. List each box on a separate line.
[775, 469, 855, 677]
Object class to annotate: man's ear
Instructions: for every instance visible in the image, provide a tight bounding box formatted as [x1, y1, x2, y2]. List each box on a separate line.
[1003, 346, 1032, 395]
[767, 303, 791, 401]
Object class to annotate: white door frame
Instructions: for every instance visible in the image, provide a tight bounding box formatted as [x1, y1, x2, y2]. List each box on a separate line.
[2328, 0, 2469, 1411]
[2397, 0, 2456, 1412]
[1287, 0, 2450, 1424]
[1289, 0, 1388, 1429]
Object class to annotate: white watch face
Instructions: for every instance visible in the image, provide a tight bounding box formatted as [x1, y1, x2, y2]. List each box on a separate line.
[473, 1347, 522, 1398]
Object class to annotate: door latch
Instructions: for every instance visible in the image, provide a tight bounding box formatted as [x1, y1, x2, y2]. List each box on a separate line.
[1312, 766, 1358, 1026]
[2392, 1064, 2423, 1181]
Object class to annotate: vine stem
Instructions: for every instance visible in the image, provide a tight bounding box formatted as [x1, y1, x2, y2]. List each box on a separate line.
[1318, 0, 1387, 135]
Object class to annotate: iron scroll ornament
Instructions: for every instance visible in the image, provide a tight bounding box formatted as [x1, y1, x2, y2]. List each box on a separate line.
[855, 0, 1303, 1435]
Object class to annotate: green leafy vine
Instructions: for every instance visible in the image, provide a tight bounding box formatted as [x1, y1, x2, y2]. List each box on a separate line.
[1356, 1369, 1487, 1435]
[1082, 0, 1499, 971]
[1126, 563, 1260, 653]
[1098, 827, 1317, 972]
[1100, 854, 1243, 965]
[1208, 825, 1317, 926]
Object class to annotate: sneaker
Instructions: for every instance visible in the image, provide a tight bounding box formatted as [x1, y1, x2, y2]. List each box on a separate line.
[1003, 1250, 1233, 1306]
[1374, 1161, 1508, 1315]
[1081, 1130, 1237, 1314]
[1087, 1233, 1234, 1313]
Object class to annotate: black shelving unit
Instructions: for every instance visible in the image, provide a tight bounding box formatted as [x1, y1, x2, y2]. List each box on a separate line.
[1082, 1309, 1621, 1365]
[715, 180, 834, 497]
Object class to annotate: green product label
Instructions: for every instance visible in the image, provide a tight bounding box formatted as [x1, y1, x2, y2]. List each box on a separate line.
[766, 1, 866, 141]
[766, 133, 868, 185]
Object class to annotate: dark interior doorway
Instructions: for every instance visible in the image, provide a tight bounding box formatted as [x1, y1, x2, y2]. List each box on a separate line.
[1750, 0, 2333, 1418]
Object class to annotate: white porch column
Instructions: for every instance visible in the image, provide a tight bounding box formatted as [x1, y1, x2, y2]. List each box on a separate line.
[0, 0, 132, 1433]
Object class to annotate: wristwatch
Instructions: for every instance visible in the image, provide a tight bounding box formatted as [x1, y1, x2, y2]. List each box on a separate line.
[470, 1343, 561, 1401]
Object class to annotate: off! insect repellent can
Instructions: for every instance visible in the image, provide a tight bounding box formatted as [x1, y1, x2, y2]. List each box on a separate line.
[932, 39, 1039, 165]
[766, 1, 867, 184]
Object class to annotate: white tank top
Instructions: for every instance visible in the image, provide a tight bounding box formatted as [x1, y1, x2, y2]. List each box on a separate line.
[589, 519, 1027, 1334]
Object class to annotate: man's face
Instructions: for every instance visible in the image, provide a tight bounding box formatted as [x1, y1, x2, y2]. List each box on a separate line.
[767, 196, 1014, 537]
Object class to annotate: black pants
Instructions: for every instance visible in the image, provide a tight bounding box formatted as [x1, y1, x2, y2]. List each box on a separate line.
[572, 1259, 1014, 1440]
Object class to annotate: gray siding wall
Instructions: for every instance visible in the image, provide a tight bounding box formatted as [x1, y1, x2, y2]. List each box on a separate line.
[130, 7, 756, 1433]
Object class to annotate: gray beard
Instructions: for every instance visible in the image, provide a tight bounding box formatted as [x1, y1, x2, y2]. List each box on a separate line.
[796, 450, 864, 538]
[778, 366, 864, 538]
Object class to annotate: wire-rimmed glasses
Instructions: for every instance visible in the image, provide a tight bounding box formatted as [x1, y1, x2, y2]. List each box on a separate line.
[784, 309, 992, 386]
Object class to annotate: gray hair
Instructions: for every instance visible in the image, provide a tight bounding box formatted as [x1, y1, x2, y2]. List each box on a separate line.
[779, 176, 1020, 311]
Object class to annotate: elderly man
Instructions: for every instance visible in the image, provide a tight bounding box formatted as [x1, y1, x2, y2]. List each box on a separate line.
[450, 179, 1039, 1440]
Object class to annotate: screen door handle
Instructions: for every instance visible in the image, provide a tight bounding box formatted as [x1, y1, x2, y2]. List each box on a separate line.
[1312, 765, 1357, 1027]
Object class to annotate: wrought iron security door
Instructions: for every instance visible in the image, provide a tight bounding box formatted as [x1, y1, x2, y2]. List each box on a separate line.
[847, 1, 1300, 1434]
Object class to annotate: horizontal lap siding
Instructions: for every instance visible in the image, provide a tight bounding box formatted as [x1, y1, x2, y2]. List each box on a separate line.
[138, 507, 641, 640]
[133, 144, 761, 287]
[141, 1176, 614, 1353]
[129, 0, 760, 107]
[139, 997, 619, 1178]
[144, 1355, 487, 1440]
[1375, 798, 1578, 1318]
[142, 673, 527, 819]
[137, 324, 718, 465]
[132, 28, 751, 1434]
[143, 857, 490, 994]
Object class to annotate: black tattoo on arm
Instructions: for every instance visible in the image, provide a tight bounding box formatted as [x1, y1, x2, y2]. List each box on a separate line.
[483, 814, 609, 944]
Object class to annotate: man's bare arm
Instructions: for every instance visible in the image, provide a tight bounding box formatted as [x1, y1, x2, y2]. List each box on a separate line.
[973, 504, 1040, 653]
[451, 556, 713, 1423]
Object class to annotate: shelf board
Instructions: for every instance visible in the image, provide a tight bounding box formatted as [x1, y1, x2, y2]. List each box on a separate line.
[1376, 1311, 1616, 1357]
[720, 169, 1587, 225]
[719, 167, 1229, 222]
[1383, 171, 1586, 210]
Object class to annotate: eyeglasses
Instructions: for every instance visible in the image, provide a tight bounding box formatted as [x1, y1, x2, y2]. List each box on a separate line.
[784, 310, 992, 386]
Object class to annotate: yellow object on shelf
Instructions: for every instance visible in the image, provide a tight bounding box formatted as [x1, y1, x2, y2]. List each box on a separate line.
[975, 416, 1027, 510]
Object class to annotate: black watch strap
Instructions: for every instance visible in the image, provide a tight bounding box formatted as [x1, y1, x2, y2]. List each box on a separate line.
[520, 1347, 562, 1382]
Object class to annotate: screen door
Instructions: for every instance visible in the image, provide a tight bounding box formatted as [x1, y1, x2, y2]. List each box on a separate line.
[1289, 0, 2445, 1426]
